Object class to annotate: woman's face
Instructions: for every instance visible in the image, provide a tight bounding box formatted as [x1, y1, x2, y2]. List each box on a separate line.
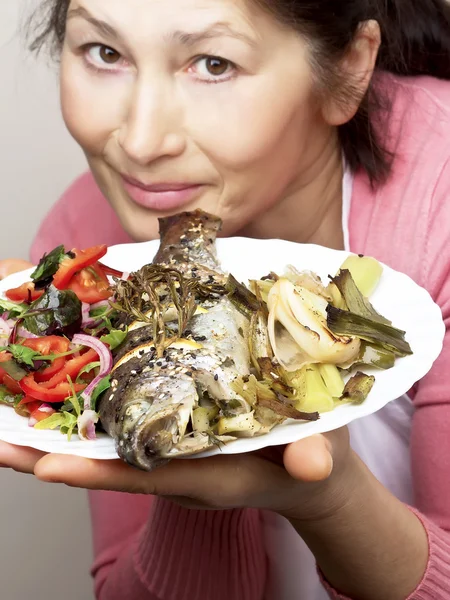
[61, 0, 334, 240]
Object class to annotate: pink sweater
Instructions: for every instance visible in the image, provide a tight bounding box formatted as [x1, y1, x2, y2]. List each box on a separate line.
[31, 74, 450, 599]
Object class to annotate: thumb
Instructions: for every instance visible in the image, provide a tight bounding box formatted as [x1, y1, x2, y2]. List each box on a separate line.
[0, 259, 33, 280]
[283, 434, 333, 482]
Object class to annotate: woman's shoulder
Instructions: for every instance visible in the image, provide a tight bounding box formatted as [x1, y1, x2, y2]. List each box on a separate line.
[30, 172, 132, 262]
[383, 73, 450, 161]
[351, 74, 450, 287]
[395, 74, 450, 114]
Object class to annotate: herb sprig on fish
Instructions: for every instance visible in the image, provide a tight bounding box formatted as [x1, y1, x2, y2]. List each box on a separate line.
[111, 264, 227, 358]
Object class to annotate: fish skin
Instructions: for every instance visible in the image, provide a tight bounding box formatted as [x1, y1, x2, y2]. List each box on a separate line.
[99, 210, 251, 471]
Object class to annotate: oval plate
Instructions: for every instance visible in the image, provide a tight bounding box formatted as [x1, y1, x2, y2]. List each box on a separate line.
[0, 238, 444, 459]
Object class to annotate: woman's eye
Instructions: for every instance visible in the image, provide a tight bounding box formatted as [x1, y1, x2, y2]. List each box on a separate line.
[192, 56, 235, 81]
[86, 44, 123, 68]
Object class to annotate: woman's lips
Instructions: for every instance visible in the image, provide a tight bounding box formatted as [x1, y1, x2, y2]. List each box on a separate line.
[121, 176, 204, 211]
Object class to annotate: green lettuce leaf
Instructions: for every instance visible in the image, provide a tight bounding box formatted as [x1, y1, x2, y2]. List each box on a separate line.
[91, 375, 111, 409]
[0, 298, 27, 318]
[100, 328, 128, 350]
[0, 385, 21, 406]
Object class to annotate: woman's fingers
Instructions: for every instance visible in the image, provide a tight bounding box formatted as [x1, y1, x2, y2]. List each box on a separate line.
[34, 453, 229, 495]
[35, 454, 156, 493]
[34, 451, 285, 508]
[0, 259, 33, 279]
[0, 441, 46, 474]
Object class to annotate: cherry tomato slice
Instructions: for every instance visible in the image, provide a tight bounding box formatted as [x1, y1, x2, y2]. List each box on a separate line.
[53, 246, 108, 290]
[5, 282, 43, 303]
[67, 264, 112, 304]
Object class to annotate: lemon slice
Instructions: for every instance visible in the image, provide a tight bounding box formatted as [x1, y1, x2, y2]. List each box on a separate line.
[112, 338, 203, 371]
[112, 343, 156, 370]
[170, 338, 204, 350]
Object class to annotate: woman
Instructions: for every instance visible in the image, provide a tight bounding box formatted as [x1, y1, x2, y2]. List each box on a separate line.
[1, 0, 450, 598]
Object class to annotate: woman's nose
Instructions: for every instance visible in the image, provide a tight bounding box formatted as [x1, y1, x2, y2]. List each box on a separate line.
[118, 80, 186, 166]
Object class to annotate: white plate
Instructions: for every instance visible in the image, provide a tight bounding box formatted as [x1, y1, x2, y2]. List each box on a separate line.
[0, 238, 445, 460]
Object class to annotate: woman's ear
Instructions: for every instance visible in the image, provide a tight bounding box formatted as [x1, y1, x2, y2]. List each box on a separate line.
[322, 20, 381, 126]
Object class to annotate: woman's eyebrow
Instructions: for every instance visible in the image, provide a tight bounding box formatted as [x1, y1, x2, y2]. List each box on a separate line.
[169, 23, 258, 48]
[67, 6, 121, 41]
[67, 8, 257, 49]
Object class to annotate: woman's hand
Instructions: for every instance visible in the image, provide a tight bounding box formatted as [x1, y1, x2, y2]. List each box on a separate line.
[0, 431, 429, 600]
[0, 427, 358, 524]
[0, 259, 33, 280]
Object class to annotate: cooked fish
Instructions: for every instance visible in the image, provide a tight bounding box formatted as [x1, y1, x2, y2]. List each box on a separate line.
[99, 210, 252, 470]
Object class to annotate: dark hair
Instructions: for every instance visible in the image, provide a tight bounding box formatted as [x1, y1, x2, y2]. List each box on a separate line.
[30, 0, 450, 184]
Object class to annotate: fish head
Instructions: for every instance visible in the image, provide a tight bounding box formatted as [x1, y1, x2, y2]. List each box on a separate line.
[102, 370, 199, 471]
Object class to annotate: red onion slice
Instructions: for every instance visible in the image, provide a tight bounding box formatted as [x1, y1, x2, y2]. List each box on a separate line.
[77, 410, 99, 441]
[0, 319, 14, 347]
[16, 327, 39, 340]
[71, 334, 113, 440]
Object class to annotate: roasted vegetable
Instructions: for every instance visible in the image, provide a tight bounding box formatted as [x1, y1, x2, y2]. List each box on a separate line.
[267, 278, 361, 371]
[340, 372, 375, 404]
[326, 305, 412, 357]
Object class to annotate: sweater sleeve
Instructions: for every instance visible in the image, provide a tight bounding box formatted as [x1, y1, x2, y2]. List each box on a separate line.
[323, 160, 450, 599]
[89, 492, 267, 600]
[29, 171, 132, 263]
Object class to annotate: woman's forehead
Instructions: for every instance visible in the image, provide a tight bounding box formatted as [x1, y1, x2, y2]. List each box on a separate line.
[67, 0, 270, 35]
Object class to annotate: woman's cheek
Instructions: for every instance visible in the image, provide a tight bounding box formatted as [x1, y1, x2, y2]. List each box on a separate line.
[186, 75, 311, 170]
[60, 57, 128, 156]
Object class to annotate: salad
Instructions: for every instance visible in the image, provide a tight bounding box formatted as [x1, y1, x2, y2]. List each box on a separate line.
[0, 244, 126, 440]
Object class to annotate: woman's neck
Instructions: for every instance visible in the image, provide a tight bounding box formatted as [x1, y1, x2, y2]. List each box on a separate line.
[237, 135, 345, 251]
